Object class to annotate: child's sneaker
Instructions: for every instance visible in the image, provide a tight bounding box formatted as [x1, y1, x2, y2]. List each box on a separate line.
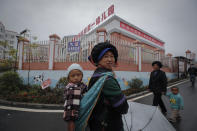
[162, 111, 167, 116]
[177, 115, 182, 120]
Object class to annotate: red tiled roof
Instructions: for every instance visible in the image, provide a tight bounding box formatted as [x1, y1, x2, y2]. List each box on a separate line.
[49, 34, 60, 40]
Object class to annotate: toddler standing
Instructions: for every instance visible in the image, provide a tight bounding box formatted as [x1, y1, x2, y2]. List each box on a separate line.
[166, 86, 184, 123]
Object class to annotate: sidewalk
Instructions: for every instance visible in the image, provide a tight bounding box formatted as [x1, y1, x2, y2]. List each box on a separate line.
[126, 79, 189, 100]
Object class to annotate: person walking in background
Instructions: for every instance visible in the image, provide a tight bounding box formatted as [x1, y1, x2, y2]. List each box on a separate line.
[63, 63, 88, 131]
[166, 86, 184, 123]
[188, 64, 197, 87]
[148, 61, 168, 115]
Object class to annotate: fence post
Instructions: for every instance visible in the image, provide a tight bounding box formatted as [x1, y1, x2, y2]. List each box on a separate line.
[135, 45, 138, 65]
[18, 38, 29, 70]
[138, 46, 142, 72]
[48, 34, 60, 70]
[154, 49, 161, 61]
[134, 41, 142, 72]
[167, 53, 173, 72]
[96, 28, 107, 43]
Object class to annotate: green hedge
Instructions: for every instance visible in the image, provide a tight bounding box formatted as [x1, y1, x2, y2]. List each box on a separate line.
[122, 78, 146, 96]
[0, 62, 13, 72]
[0, 72, 65, 104]
[0, 71, 24, 96]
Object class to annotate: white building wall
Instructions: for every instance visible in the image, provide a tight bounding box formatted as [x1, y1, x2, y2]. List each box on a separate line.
[0, 22, 6, 59]
[5, 30, 18, 49]
[0, 21, 18, 59]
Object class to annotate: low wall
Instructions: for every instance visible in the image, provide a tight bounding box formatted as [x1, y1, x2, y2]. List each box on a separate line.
[17, 70, 177, 90]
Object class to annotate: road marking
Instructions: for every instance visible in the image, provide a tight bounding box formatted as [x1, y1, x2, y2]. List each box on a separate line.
[0, 80, 189, 113]
[0, 105, 63, 113]
[129, 80, 189, 102]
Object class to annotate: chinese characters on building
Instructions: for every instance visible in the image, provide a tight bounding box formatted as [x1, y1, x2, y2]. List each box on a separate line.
[73, 4, 114, 41]
[120, 21, 164, 47]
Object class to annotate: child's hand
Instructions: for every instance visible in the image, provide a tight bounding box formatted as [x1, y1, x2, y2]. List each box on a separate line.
[63, 111, 66, 119]
[148, 89, 151, 92]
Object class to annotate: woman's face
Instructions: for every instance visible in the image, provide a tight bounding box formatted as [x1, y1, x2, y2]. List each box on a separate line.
[98, 51, 115, 70]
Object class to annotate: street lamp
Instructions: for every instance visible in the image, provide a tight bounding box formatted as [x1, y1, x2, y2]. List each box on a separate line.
[15, 29, 29, 72]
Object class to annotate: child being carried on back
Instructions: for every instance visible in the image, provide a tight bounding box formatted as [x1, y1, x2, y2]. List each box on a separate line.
[63, 63, 88, 131]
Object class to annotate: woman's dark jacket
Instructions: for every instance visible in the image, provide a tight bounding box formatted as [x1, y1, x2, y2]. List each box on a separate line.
[148, 69, 167, 93]
[88, 67, 128, 131]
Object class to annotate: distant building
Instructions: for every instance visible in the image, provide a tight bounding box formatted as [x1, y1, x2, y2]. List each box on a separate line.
[62, 15, 166, 65]
[0, 21, 18, 59]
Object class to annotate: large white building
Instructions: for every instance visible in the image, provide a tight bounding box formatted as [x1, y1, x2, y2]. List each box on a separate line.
[0, 21, 18, 59]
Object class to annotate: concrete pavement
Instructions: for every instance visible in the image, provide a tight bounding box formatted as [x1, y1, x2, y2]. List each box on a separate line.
[134, 80, 197, 131]
[0, 109, 66, 131]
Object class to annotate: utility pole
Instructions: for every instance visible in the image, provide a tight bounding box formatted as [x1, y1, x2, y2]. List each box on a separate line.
[25, 29, 31, 87]
[178, 57, 180, 79]
[15, 29, 28, 72]
[28, 32, 31, 87]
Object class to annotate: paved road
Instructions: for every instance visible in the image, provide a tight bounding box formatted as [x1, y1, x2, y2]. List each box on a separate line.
[0, 80, 196, 131]
[0, 110, 65, 131]
[135, 80, 197, 131]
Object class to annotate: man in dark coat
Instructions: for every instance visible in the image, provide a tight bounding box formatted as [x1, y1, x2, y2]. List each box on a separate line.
[148, 61, 167, 114]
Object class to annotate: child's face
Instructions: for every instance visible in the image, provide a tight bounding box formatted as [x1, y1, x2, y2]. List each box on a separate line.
[171, 88, 179, 95]
[68, 69, 83, 84]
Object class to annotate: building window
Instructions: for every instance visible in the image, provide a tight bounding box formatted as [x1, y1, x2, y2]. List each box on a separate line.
[0, 27, 5, 33]
[10, 41, 14, 45]
[11, 35, 15, 39]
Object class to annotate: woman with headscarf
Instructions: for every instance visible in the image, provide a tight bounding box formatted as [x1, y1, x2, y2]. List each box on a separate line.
[86, 42, 129, 131]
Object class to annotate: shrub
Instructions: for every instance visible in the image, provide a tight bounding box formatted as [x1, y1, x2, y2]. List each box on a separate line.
[128, 78, 143, 88]
[0, 61, 12, 72]
[122, 78, 145, 96]
[0, 76, 66, 104]
[56, 77, 68, 88]
[0, 71, 23, 96]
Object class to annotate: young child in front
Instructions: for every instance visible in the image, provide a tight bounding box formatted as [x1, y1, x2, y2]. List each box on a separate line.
[63, 63, 88, 131]
[166, 86, 184, 123]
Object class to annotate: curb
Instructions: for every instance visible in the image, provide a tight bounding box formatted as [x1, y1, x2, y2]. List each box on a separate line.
[126, 78, 189, 100]
[0, 99, 64, 110]
[0, 79, 189, 110]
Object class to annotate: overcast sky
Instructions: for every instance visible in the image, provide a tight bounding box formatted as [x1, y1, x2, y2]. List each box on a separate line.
[0, 0, 197, 59]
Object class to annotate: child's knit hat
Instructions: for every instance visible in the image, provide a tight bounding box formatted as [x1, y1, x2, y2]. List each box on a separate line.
[67, 63, 83, 76]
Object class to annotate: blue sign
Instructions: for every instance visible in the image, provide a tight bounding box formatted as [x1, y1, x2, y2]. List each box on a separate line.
[67, 41, 81, 52]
